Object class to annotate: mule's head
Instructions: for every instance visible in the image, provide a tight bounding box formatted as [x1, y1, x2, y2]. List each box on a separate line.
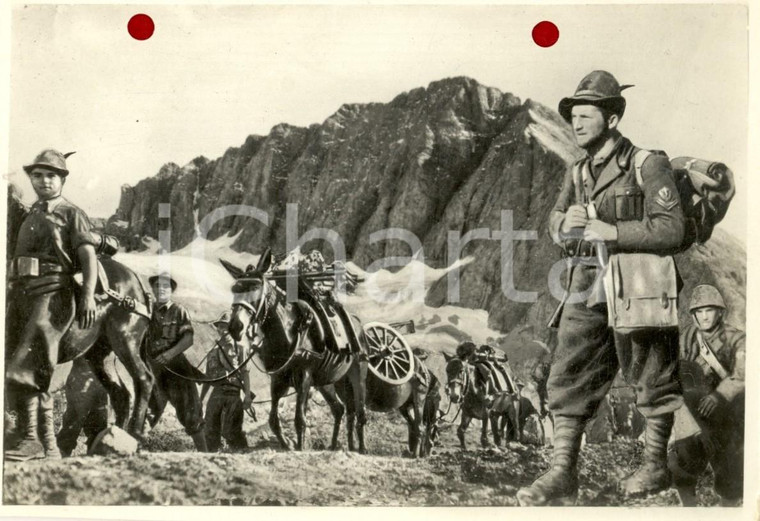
[222, 249, 274, 343]
[443, 352, 468, 404]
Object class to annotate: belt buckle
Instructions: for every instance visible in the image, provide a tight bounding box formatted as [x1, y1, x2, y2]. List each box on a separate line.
[14, 257, 39, 277]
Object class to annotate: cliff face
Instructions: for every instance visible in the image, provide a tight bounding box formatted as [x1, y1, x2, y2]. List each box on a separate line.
[107, 76, 745, 335]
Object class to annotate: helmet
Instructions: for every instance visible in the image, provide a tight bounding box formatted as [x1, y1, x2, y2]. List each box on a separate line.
[23, 149, 76, 177]
[558, 71, 634, 123]
[214, 311, 232, 326]
[688, 284, 726, 312]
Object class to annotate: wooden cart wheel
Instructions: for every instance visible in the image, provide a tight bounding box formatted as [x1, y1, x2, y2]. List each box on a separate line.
[362, 322, 415, 385]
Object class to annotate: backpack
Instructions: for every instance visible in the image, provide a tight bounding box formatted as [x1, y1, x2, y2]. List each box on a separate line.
[576, 150, 736, 252]
[669, 156, 735, 249]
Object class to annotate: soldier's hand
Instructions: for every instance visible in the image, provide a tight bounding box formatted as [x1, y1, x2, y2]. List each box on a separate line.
[154, 352, 173, 365]
[561, 205, 589, 233]
[242, 393, 253, 410]
[698, 393, 722, 419]
[583, 219, 619, 243]
[78, 295, 97, 329]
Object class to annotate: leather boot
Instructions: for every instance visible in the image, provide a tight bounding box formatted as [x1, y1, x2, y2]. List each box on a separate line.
[5, 393, 45, 462]
[191, 431, 209, 452]
[517, 415, 585, 506]
[38, 392, 62, 459]
[619, 413, 673, 496]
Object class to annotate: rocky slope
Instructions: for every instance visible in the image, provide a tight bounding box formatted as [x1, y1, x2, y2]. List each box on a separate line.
[106, 77, 746, 336]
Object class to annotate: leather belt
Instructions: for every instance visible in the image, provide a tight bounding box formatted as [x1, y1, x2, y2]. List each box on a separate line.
[9, 257, 68, 279]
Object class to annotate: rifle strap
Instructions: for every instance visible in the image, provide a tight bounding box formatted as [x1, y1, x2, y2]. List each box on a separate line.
[696, 331, 729, 380]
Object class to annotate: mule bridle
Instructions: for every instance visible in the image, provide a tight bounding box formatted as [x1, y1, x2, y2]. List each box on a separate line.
[231, 280, 306, 377]
[446, 361, 470, 403]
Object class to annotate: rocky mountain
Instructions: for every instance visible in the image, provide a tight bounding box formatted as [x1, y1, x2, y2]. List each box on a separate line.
[106, 77, 746, 337]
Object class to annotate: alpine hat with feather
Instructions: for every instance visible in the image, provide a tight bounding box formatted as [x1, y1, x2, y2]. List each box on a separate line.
[558, 70, 634, 123]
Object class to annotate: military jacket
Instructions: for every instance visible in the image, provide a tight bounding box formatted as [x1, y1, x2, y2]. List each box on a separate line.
[148, 301, 193, 356]
[550, 137, 685, 254]
[680, 322, 745, 403]
[14, 196, 97, 271]
[548, 137, 685, 300]
[206, 333, 247, 389]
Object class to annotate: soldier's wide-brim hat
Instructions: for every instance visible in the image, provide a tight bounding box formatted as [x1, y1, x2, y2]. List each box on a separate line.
[23, 149, 75, 177]
[558, 70, 633, 123]
[149, 272, 178, 291]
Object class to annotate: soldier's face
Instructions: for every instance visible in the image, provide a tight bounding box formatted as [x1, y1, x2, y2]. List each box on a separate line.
[152, 279, 173, 303]
[571, 105, 608, 149]
[29, 168, 64, 200]
[693, 306, 722, 331]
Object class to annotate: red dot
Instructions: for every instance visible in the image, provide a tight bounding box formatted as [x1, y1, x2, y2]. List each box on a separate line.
[128, 14, 154, 41]
[532, 21, 559, 48]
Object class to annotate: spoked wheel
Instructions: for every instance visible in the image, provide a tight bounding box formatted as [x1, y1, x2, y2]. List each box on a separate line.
[362, 322, 414, 385]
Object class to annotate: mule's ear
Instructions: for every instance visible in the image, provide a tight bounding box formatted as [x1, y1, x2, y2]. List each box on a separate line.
[257, 248, 273, 273]
[220, 258, 245, 279]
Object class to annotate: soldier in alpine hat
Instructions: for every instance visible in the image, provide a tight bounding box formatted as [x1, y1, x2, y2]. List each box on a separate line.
[5, 149, 99, 461]
[146, 272, 208, 451]
[517, 71, 686, 505]
[669, 284, 744, 506]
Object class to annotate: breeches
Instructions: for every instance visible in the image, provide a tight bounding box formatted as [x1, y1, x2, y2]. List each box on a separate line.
[150, 364, 205, 435]
[5, 287, 75, 391]
[547, 300, 682, 419]
[205, 387, 247, 451]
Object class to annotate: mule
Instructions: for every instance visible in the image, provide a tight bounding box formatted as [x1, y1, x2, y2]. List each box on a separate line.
[320, 354, 442, 457]
[224, 251, 370, 452]
[443, 353, 521, 449]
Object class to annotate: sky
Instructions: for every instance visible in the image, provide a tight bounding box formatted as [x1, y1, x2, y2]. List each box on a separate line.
[5, 3, 749, 243]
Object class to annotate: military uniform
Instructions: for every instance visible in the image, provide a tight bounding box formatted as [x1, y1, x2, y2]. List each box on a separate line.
[668, 285, 745, 505]
[147, 301, 205, 438]
[546, 136, 685, 419]
[5, 149, 99, 461]
[517, 71, 685, 506]
[204, 332, 249, 452]
[7, 195, 97, 390]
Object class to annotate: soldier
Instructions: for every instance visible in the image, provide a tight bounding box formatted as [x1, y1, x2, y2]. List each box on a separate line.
[201, 311, 253, 452]
[5, 149, 99, 461]
[668, 284, 744, 506]
[147, 272, 208, 451]
[517, 71, 685, 505]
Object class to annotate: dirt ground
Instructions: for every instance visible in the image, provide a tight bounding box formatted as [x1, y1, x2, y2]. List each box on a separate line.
[2, 397, 723, 507]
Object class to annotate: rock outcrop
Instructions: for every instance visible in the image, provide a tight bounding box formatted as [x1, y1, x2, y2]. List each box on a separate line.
[107, 77, 746, 336]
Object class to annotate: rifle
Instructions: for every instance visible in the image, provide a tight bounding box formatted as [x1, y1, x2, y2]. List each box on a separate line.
[548, 259, 576, 329]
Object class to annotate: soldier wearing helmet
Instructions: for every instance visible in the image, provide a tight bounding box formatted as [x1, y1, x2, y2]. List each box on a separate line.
[668, 284, 745, 506]
[518, 71, 686, 505]
[5, 149, 99, 461]
[201, 310, 253, 452]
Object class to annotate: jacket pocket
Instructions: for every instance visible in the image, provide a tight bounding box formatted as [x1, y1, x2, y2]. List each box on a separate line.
[614, 185, 644, 221]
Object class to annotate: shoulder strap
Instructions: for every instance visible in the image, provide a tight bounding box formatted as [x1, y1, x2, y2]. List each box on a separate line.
[633, 149, 652, 186]
[696, 331, 730, 379]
